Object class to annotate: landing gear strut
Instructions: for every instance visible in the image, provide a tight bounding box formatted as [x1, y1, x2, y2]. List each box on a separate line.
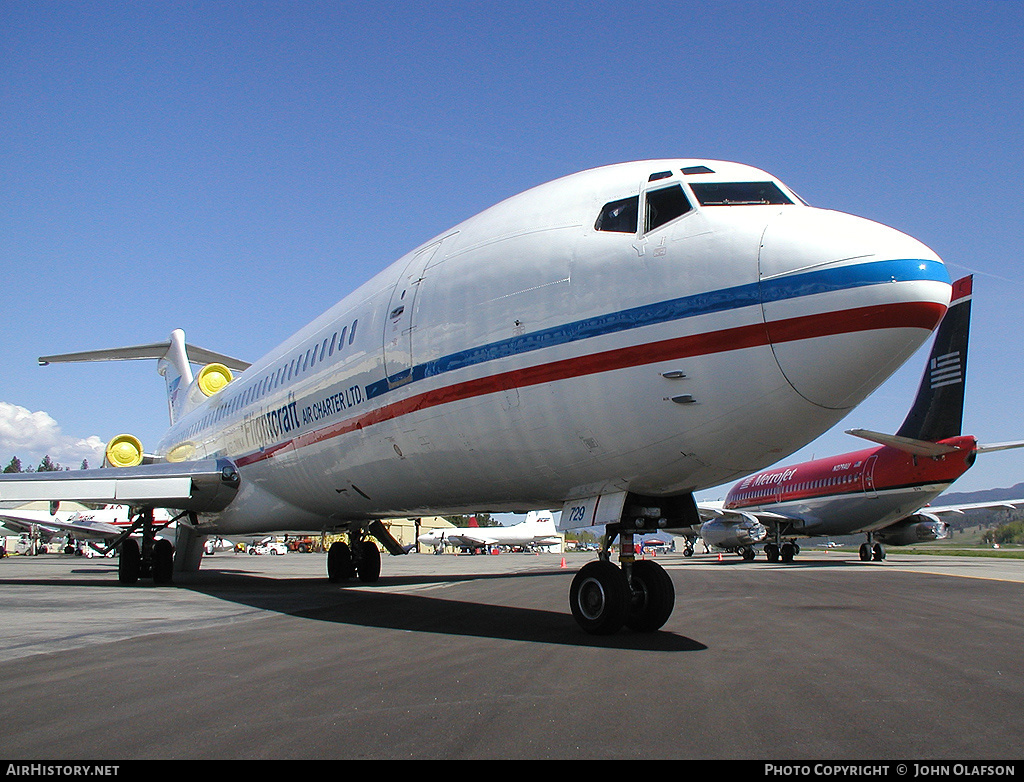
[764, 528, 799, 562]
[859, 534, 885, 562]
[569, 522, 675, 635]
[115, 508, 177, 585]
[327, 530, 382, 583]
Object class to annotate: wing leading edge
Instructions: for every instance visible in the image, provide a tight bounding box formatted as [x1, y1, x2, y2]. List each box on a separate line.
[0, 459, 240, 513]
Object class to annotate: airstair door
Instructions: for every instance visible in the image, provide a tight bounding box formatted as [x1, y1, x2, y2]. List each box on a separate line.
[862, 454, 879, 498]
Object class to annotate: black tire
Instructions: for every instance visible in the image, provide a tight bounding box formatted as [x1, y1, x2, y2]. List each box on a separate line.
[357, 541, 381, 583]
[327, 541, 355, 582]
[119, 539, 141, 585]
[153, 539, 174, 585]
[872, 543, 886, 561]
[625, 560, 675, 632]
[859, 543, 872, 562]
[569, 560, 630, 635]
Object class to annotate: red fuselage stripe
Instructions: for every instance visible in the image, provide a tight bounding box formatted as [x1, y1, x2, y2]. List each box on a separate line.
[235, 300, 946, 467]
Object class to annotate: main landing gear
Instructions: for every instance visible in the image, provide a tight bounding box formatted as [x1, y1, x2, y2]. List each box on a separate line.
[859, 534, 886, 562]
[327, 531, 383, 583]
[116, 508, 179, 586]
[569, 523, 675, 635]
[326, 520, 409, 584]
[764, 540, 800, 562]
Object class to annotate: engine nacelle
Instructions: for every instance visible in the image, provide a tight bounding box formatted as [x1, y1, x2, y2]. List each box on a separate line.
[196, 362, 233, 397]
[875, 515, 950, 546]
[104, 433, 144, 468]
[700, 518, 767, 549]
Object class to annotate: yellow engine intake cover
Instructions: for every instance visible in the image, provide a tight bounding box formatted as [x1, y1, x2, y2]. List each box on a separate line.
[197, 363, 233, 396]
[166, 442, 196, 463]
[106, 434, 144, 468]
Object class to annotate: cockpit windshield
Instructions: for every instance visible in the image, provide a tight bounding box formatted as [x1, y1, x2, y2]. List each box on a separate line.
[689, 181, 792, 206]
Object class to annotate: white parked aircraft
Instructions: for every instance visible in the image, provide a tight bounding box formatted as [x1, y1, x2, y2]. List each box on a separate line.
[0, 159, 952, 634]
[0, 504, 175, 565]
[418, 511, 561, 553]
[0, 503, 172, 542]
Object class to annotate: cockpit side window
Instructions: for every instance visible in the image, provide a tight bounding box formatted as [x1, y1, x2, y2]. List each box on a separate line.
[645, 184, 692, 233]
[595, 195, 639, 233]
[689, 181, 793, 206]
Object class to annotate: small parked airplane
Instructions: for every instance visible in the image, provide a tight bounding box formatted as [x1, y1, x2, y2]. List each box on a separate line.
[0, 503, 172, 545]
[692, 276, 1024, 562]
[0, 159, 952, 633]
[418, 510, 561, 553]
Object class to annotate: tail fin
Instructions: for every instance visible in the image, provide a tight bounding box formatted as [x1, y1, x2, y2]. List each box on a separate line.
[159, 330, 195, 424]
[524, 510, 557, 531]
[39, 330, 250, 425]
[894, 275, 972, 442]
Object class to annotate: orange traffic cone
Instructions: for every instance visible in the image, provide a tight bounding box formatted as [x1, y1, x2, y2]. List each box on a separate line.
[560, 557, 566, 568]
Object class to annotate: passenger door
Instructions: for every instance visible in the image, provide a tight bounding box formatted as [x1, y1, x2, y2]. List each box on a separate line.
[382, 241, 442, 387]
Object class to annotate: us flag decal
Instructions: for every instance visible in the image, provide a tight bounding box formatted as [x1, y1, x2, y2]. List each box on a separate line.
[930, 351, 963, 388]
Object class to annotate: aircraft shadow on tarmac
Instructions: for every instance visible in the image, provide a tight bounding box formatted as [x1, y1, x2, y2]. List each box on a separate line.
[183, 568, 709, 652]
[0, 565, 706, 651]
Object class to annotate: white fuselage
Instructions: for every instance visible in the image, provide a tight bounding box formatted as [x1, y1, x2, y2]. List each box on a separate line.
[153, 160, 950, 536]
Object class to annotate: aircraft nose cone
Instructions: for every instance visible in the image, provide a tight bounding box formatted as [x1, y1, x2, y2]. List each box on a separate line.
[759, 208, 951, 409]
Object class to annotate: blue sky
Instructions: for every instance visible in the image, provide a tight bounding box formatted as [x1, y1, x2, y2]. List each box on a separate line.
[2, 1, 1023, 499]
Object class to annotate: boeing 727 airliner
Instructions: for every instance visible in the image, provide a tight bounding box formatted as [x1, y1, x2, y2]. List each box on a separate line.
[0, 159, 952, 634]
[696, 276, 1024, 563]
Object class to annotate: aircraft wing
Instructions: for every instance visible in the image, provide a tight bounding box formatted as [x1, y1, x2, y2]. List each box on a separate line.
[0, 510, 125, 542]
[446, 533, 497, 547]
[0, 459, 240, 513]
[0, 510, 50, 536]
[696, 501, 791, 527]
[911, 498, 1024, 520]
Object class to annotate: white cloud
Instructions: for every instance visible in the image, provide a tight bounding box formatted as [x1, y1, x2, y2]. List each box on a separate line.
[0, 402, 105, 470]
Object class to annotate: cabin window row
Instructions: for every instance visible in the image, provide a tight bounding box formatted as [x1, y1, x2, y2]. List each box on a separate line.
[183, 318, 360, 440]
[736, 472, 861, 503]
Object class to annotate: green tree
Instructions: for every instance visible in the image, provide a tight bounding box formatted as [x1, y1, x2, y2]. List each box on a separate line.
[36, 455, 61, 472]
[3, 456, 23, 473]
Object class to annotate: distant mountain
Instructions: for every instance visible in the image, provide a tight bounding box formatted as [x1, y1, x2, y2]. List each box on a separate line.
[937, 482, 1024, 506]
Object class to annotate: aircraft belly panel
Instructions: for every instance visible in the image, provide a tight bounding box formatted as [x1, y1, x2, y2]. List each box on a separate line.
[768, 484, 950, 536]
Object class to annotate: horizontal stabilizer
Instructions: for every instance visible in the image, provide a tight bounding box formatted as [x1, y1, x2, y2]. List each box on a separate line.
[38, 329, 250, 426]
[975, 440, 1024, 454]
[39, 341, 251, 371]
[844, 428, 963, 456]
[0, 459, 240, 513]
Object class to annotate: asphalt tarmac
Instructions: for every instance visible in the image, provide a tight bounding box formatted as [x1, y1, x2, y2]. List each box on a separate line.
[0, 548, 1021, 760]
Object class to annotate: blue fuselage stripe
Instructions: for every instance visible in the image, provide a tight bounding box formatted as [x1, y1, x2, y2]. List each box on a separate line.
[366, 258, 949, 400]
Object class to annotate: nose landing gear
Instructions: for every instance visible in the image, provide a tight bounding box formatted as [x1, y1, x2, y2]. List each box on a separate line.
[568, 523, 675, 635]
